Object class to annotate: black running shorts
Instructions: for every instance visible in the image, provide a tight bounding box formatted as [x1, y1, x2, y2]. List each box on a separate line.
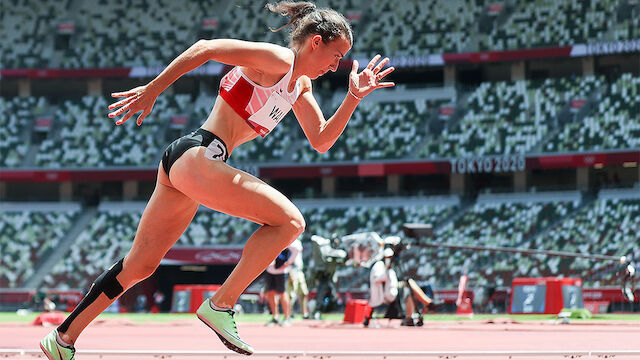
[162, 128, 228, 177]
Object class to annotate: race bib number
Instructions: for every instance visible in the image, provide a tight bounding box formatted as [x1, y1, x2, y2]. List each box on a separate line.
[248, 91, 291, 133]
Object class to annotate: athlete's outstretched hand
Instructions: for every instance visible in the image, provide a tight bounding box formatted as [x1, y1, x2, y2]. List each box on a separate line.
[349, 55, 395, 99]
[108, 84, 158, 126]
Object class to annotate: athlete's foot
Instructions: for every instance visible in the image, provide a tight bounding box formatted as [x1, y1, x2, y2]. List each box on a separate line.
[400, 317, 415, 326]
[197, 299, 254, 356]
[40, 329, 76, 360]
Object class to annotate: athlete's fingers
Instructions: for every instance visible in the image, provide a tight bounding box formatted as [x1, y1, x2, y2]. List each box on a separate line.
[376, 81, 395, 88]
[111, 90, 137, 98]
[136, 111, 147, 126]
[108, 96, 136, 110]
[108, 103, 133, 118]
[373, 57, 390, 74]
[351, 59, 359, 74]
[366, 54, 381, 70]
[377, 66, 395, 80]
[115, 110, 135, 125]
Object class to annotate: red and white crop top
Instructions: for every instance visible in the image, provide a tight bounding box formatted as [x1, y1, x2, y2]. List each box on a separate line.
[219, 49, 303, 137]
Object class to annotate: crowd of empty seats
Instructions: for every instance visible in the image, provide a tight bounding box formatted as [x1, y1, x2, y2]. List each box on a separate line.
[3, 0, 639, 69]
[541, 194, 640, 287]
[0, 96, 47, 167]
[1, 72, 636, 169]
[41, 209, 139, 290]
[59, 0, 221, 68]
[352, 0, 484, 58]
[293, 98, 434, 162]
[3, 189, 635, 292]
[0, 0, 69, 68]
[401, 197, 580, 288]
[479, 0, 617, 51]
[37, 198, 457, 289]
[0, 205, 79, 288]
[545, 73, 640, 152]
[423, 75, 604, 158]
[34, 94, 190, 168]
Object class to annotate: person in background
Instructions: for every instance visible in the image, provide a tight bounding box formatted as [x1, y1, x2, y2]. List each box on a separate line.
[265, 241, 300, 326]
[287, 237, 310, 319]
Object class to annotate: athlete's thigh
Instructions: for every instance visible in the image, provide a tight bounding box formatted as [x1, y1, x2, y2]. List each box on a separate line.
[127, 164, 199, 265]
[168, 147, 302, 226]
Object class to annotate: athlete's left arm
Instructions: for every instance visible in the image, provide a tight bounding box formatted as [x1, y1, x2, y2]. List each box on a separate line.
[293, 55, 394, 153]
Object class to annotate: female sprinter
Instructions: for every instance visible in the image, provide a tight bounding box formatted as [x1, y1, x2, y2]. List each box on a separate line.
[40, 1, 394, 358]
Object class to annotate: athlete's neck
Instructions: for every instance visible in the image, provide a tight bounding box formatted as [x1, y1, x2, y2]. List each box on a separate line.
[289, 47, 301, 92]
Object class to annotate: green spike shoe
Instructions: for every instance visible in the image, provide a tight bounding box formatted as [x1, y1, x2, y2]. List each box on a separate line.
[40, 330, 75, 360]
[196, 299, 254, 356]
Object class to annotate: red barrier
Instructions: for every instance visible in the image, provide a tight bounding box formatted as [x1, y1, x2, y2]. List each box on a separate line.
[171, 284, 220, 313]
[510, 277, 583, 314]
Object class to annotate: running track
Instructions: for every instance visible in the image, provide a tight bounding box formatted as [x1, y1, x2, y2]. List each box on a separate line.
[4, 318, 640, 359]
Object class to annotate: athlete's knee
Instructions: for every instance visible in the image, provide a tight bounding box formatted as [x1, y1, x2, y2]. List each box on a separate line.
[273, 210, 305, 240]
[288, 213, 306, 238]
[123, 257, 159, 281]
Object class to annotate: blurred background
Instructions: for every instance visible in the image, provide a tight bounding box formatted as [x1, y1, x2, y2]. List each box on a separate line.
[0, 0, 638, 316]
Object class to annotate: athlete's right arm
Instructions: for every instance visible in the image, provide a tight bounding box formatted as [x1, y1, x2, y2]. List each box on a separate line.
[108, 39, 291, 125]
[149, 39, 292, 94]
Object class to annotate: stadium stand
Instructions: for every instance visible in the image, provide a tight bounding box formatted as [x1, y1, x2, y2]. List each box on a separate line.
[403, 191, 582, 288]
[351, 0, 485, 58]
[38, 197, 458, 289]
[0, 203, 80, 288]
[34, 94, 191, 168]
[2, 0, 639, 69]
[423, 75, 605, 158]
[293, 97, 436, 162]
[545, 73, 640, 152]
[540, 188, 640, 287]
[0, 0, 69, 68]
[59, 0, 219, 68]
[1, 0, 638, 314]
[479, 0, 620, 50]
[41, 204, 141, 290]
[0, 96, 48, 167]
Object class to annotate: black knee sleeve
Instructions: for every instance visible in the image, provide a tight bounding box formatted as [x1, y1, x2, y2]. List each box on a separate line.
[58, 258, 125, 333]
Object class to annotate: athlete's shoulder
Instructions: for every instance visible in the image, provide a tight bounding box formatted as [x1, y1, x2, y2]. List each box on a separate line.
[297, 75, 312, 94]
[260, 42, 295, 69]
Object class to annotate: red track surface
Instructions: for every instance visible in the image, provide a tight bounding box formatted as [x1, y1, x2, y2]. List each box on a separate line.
[5, 318, 640, 359]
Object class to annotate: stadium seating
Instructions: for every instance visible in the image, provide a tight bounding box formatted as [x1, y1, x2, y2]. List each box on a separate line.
[545, 73, 640, 152]
[39, 197, 458, 289]
[293, 98, 434, 162]
[423, 75, 604, 158]
[479, 0, 618, 51]
[59, 0, 213, 68]
[540, 194, 640, 287]
[34, 94, 191, 167]
[0, 0, 66, 68]
[299, 197, 459, 290]
[0, 205, 79, 288]
[351, 0, 484, 58]
[42, 209, 138, 290]
[402, 195, 580, 288]
[0, 96, 47, 167]
[2, 0, 639, 70]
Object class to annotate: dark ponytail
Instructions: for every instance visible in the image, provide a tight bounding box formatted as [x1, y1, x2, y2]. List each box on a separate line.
[266, 1, 353, 47]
